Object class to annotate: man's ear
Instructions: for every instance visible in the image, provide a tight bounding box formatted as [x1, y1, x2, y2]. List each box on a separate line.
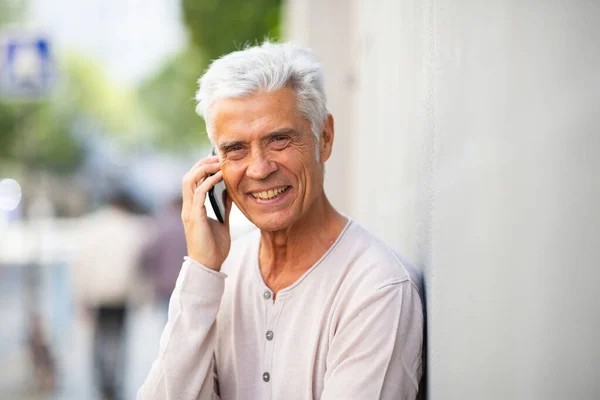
[319, 114, 335, 163]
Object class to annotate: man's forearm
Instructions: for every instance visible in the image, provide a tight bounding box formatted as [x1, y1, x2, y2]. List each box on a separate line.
[137, 258, 226, 400]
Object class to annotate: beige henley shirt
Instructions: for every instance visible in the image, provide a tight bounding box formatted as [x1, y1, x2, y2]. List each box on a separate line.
[138, 219, 424, 399]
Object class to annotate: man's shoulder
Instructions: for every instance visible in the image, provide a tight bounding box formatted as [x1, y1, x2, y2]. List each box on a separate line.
[337, 221, 422, 294]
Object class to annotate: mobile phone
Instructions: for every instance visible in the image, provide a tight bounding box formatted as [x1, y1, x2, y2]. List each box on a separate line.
[208, 148, 227, 223]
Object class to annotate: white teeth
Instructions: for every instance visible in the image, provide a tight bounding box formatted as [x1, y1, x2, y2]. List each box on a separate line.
[252, 187, 288, 200]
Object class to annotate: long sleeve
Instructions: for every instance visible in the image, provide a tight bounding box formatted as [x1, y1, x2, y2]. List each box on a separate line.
[321, 279, 424, 400]
[137, 258, 227, 400]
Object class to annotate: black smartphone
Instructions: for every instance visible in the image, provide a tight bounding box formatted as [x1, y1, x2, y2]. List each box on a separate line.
[208, 148, 227, 223]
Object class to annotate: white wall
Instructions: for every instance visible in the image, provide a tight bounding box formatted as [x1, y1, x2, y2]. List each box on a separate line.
[284, 0, 357, 214]
[285, 1, 600, 398]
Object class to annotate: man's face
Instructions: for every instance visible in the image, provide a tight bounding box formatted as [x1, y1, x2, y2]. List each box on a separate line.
[212, 87, 331, 232]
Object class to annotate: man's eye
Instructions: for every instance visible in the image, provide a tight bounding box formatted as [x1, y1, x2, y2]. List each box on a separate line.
[225, 146, 246, 160]
[270, 136, 290, 149]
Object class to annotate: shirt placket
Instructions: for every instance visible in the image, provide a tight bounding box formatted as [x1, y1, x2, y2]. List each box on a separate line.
[261, 288, 284, 400]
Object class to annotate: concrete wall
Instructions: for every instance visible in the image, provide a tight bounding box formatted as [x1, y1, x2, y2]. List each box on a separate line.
[284, 0, 357, 214]
[285, 1, 600, 399]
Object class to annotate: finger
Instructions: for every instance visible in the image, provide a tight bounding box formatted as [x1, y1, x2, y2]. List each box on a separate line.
[191, 155, 218, 170]
[190, 162, 221, 189]
[184, 156, 219, 194]
[183, 156, 219, 193]
[182, 162, 221, 203]
[182, 163, 220, 223]
[191, 170, 224, 220]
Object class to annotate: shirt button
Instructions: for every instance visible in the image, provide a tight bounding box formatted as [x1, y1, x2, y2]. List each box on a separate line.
[263, 290, 272, 299]
[262, 372, 270, 382]
[266, 330, 274, 341]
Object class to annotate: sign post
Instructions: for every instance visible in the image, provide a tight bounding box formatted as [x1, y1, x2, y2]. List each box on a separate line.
[0, 32, 54, 99]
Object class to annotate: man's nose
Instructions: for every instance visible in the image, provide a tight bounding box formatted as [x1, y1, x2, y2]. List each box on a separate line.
[246, 149, 278, 180]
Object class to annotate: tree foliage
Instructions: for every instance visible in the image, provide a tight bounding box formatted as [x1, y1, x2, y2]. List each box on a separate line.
[0, 54, 139, 172]
[137, 45, 208, 150]
[182, 0, 282, 63]
[136, 0, 283, 151]
[0, 99, 83, 172]
[0, 0, 285, 169]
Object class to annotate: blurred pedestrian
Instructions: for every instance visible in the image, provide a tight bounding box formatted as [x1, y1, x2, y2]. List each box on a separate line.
[72, 190, 150, 400]
[140, 195, 187, 311]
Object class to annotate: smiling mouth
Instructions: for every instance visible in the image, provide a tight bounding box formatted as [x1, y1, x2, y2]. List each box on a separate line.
[251, 186, 290, 200]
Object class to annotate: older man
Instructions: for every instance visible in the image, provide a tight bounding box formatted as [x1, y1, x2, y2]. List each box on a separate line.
[138, 42, 423, 400]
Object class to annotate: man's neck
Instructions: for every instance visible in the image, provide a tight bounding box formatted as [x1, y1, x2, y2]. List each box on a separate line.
[258, 194, 347, 296]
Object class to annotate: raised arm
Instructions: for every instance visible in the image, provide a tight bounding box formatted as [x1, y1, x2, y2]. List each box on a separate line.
[138, 155, 233, 399]
[137, 259, 225, 400]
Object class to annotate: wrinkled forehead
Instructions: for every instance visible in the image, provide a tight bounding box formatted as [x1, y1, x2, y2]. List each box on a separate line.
[211, 88, 310, 145]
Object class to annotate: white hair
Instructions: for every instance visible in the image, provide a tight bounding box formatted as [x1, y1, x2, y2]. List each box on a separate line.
[195, 42, 328, 149]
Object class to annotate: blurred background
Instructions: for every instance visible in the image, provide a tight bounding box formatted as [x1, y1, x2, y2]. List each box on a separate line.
[0, 0, 276, 399]
[1, 0, 599, 399]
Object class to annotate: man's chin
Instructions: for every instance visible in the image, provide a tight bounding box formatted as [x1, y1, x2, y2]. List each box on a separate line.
[248, 213, 293, 233]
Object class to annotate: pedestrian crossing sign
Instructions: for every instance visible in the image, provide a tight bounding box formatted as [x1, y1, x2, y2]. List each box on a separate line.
[0, 32, 54, 100]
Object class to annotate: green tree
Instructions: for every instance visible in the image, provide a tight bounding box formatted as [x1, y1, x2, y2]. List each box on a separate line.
[182, 0, 282, 63]
[136, 0, 283, 151]
[0, 53, 140, 172]
[137, 45, 209, 150]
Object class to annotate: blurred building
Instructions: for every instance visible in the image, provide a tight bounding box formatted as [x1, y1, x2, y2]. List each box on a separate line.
[285, 1, 600, 399]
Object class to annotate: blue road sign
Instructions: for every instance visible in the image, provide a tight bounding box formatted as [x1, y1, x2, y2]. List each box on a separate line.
[0, 33, 54, 99]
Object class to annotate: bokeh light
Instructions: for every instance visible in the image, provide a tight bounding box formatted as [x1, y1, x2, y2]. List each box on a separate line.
[0, 178, 22, 211]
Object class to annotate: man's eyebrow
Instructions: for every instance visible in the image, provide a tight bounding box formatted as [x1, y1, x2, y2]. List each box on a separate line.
[219, 129, 299, 150]
[263, 128, 299, 141]
[218, 140, 246, 151]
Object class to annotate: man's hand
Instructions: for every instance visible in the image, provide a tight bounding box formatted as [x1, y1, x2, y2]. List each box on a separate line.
[181, 155, 233, 271]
